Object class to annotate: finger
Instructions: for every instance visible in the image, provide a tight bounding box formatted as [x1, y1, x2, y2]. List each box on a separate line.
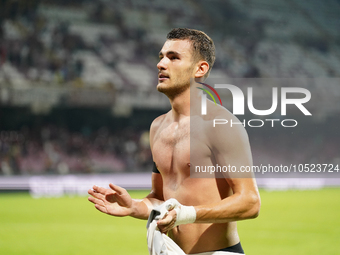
[157, 209, 177, 227]
[95, 204, 108, 214]
[109, 183, 126, 195]
[88, 189, 105, 200]
[158, 225, 167, 234]
[158, 221, 175, 234]
[88, 196, 105, 206]
[157, 214, 173, 226]
[92, 185, 110, 194]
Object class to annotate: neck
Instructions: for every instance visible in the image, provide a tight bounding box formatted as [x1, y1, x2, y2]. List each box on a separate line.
[168, 87, 190, 121]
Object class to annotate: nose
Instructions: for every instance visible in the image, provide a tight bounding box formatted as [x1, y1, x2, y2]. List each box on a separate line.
[157, 57, 167, 70]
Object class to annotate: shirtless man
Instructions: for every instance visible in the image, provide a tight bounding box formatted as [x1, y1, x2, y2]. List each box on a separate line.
[88, 28, 261, 255]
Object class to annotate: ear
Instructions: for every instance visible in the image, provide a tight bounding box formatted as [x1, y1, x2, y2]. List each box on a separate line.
[194, 61, 209, 79]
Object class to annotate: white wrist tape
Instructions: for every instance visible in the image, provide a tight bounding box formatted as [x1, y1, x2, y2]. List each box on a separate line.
[163, 198, 196, 226]
[174, 204, 196, 226]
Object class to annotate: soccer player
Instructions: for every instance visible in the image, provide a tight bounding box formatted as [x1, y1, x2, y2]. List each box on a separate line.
[88, 28, 260, 255]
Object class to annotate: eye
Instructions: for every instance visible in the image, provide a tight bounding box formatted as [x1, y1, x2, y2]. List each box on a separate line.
[170, 56, 179, 60]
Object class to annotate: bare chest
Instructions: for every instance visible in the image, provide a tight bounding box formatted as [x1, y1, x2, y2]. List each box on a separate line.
[152, 122, 190, 175]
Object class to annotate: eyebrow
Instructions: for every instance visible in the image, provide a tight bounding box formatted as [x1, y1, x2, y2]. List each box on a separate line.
[159, 50, 181, 57]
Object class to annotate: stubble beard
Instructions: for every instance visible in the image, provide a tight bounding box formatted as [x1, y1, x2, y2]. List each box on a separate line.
[157, 65, 194, 99]
[157, 79, 190, 99]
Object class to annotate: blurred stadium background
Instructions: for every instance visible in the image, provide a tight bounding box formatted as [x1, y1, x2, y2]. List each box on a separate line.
[0, 0, 339, 192]
[0, 0, 340, 254]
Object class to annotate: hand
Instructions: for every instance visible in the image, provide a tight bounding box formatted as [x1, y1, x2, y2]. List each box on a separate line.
[88, 184, 133, 217]
[156, 207, 178, 234]
[156, 199, 196, 233]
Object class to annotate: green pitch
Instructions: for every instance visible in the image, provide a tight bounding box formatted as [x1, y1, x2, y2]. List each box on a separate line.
[0, 189, 339, 255]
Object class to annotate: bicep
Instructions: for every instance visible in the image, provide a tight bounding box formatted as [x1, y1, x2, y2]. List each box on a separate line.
[210, 121, 258, 195]
[147, 172, 164, 201]
[211, 122, 253, 179]
[148, 116, 165, 201]
[141, 172, 164, 215]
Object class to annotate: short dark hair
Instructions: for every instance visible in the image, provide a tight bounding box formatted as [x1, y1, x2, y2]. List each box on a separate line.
[167, 28, 216, 78]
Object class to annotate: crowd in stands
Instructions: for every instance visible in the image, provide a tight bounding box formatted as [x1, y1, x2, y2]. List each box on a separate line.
[0, 0, 339, 175]
[0, 0, 87, 86]
[0, 125, 152, 175]
[1, 122, 339, 176]
[1, 0, 339, 91]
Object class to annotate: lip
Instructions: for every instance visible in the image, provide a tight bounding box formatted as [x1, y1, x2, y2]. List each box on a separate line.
[158, 73, 169, 81]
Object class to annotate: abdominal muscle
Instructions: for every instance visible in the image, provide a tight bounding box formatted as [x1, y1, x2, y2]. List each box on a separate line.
[161, 176, 240, 254]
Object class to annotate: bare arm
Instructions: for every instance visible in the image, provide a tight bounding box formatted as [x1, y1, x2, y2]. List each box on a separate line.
[192, 113, 260, 222]
[88, 171, 164, 220]
[132, 172, 164, 219]
[88, 116, 165, 220]
[195, 179, 260, 223]
[195, 115, 261, 223]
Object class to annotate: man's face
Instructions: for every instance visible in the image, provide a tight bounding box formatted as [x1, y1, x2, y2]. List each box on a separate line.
[157, 39, 197, 96]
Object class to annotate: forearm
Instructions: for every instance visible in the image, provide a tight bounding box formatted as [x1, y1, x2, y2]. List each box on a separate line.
[130, 196, 164, 220]
[195, 191, 260, 223]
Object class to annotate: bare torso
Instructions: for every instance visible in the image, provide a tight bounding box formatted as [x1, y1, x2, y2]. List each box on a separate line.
[151, 111, 240, 254]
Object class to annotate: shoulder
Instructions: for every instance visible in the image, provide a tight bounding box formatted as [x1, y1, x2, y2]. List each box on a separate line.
[204, 100, 250, 150]
[150, 111, 169, 135]
[149, 110, 171, 147]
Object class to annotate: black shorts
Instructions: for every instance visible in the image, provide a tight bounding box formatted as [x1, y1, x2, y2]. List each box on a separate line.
[215, 242, 244, 254]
